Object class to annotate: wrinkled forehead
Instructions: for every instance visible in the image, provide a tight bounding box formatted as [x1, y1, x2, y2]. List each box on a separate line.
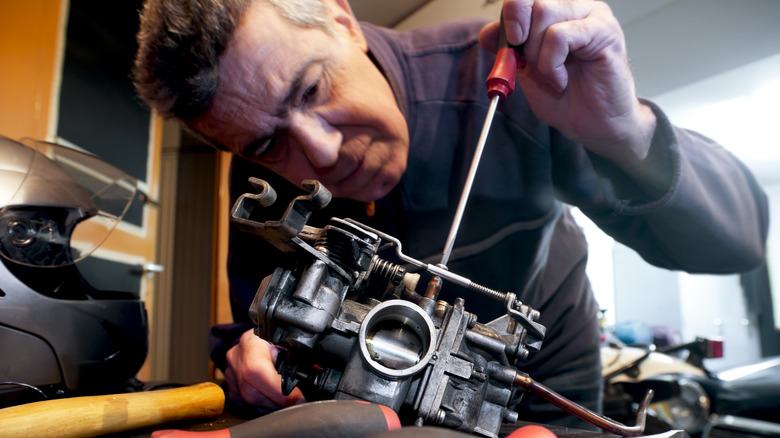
[191, 2, 334, 149]
[220, 2, 299, 106]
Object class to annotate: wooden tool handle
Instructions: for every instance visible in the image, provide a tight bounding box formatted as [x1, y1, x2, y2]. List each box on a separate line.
[0, 382, 225, 438]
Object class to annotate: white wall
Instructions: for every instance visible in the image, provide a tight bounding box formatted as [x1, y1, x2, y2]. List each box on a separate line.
[619, 0, 780, 99]
[765, 183, 780, 331]
[650, 54, 780, 368]
[394, 0, 501, 30]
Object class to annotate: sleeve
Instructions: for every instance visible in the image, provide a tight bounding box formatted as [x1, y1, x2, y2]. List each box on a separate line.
[552, 100, 769, 273]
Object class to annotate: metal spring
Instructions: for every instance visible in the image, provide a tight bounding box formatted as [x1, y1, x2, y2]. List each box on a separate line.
[370, 256, 406, 285]
[314, 228, 354, 272]
[468, 282, 507, 302]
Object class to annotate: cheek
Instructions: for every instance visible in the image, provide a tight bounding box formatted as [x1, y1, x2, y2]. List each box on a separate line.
[342, 128, 406, 177]
[335, 59, 406, 138]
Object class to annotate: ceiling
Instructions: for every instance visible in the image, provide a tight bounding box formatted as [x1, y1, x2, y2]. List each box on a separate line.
[349, 0, 676, 29]
[349, 0, 431, 27]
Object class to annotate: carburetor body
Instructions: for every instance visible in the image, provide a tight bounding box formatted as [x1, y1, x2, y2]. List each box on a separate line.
[232, 178, 546, 437]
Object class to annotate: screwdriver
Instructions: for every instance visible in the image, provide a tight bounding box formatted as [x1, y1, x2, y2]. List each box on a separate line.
[440, 14, 524, 267]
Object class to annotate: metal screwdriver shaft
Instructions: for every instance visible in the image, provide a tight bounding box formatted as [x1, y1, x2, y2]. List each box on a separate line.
[440, 94, 500, 267]
[439, 15, 522, 268]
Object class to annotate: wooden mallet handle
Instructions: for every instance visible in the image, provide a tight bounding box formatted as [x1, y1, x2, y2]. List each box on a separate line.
[0, 382, 225, 438]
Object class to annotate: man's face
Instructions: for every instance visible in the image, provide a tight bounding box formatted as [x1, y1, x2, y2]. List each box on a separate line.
[193, 1, 409, 202]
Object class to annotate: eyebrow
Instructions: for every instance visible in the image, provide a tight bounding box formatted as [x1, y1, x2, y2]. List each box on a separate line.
[241, 57, 326, 158]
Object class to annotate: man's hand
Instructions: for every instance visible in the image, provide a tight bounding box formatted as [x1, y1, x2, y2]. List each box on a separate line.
[224, 329, 306, 410]
[479, 0, 656, 165]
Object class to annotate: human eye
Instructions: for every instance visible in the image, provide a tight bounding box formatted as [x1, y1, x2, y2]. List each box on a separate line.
[256, 135, 282, 159]
[301, 81, 319, 105]
[299, 67, 330, 107]
[244, 134, 282, 160]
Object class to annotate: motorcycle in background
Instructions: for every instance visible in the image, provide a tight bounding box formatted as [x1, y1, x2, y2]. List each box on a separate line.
[600, 319, 780, 438]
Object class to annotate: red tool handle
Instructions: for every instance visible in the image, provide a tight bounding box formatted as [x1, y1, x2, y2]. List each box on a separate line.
[486, 15, 524, 101]
[151, 400, 401, 438]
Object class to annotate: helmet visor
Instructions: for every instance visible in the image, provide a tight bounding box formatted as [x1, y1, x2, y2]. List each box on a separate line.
[0, 137, 137, 267]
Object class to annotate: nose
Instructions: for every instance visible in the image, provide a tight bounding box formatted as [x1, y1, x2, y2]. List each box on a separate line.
[288, 110, 342, 169]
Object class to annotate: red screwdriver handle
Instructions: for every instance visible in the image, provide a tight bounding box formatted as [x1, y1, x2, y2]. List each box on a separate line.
[486, 14, 524, 101]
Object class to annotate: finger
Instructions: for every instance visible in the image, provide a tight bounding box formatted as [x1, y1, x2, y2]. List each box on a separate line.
[478, 20, 501, 53]
[225, 345, 271, 408]
[225, 335, 277, 408]
[222, 365, 243, 406]
[535, 19, 581, 92]
[232, 333, 306, 408]
[481, 0, 534, 52]
[238, 346, 289, 406]
[522, 0, 595, 69]
[224, 362, 280, 410]
[534, 4, 624, 92]
[238, 379, 281, 410]
[502, 0, 534, 46]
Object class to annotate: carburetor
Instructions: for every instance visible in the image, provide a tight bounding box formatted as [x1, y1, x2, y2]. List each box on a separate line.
[231, 178, 649, 437]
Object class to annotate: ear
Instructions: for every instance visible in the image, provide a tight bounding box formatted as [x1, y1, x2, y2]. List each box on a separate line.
[323, 0, 368, 52]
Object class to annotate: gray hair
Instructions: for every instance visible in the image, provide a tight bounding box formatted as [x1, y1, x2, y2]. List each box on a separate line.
[132, 0, 334, 123]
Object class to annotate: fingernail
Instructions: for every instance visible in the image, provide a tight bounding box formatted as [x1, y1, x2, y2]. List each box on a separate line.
[504, 19, 523, 46]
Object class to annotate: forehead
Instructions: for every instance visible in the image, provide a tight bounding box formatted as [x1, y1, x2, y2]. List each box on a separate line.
[195, 2, 332, 147]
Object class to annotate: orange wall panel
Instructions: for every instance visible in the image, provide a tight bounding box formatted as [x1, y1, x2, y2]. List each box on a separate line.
[0, 1, 63, 140]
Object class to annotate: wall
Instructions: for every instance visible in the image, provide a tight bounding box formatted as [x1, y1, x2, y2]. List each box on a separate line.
[0, 1, 64, 140]
[766, 183, 780, 332]
[395, 0, 501, 30]
[620, 0, 780, 99]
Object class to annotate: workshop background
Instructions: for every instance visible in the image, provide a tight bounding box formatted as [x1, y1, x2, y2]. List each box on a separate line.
[0, 0, 778, 383]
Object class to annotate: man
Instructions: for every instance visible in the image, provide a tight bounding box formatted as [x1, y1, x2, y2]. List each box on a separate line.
[133, 0, 768, 429]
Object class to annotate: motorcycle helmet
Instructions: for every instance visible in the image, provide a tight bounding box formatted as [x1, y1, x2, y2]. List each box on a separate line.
[0, 135, 148, 401]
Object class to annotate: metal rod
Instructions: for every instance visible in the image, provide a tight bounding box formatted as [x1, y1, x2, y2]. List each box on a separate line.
[344, 218, 510, 304]
[440, 94, 501, 267]
[514, 373, 652, 436]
